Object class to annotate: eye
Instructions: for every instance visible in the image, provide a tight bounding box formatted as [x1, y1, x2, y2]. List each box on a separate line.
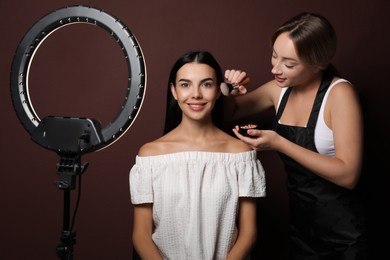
[201, 80, 215, 88]
[179, 82, 190, 88]
[284, 64, 295, 69]
[202, 82, 213, 88]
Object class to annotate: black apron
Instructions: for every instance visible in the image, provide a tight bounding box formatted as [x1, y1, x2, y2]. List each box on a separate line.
[272, 69, 367, 260]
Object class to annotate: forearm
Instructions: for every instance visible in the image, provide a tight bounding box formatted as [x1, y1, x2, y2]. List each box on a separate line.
[226, 231, 257, 260]
[276, 136, 361, 189]
[227, 197, 258, 260]
[132, 204, 163, 260]
[133, 234, 163, 260]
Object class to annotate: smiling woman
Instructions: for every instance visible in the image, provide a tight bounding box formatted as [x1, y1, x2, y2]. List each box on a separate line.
[170, 63, 221, 121]
[223, 12, 368, 259]
[129, 50, 266, 260]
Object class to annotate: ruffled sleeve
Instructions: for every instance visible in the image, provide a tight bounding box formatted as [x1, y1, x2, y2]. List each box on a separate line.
[237, 152, 266, 198]
[129, 156, 154, 204]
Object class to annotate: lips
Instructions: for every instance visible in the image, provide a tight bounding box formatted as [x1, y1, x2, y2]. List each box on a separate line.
[274, 75, 286, 83]
[188, 102, 207, 111]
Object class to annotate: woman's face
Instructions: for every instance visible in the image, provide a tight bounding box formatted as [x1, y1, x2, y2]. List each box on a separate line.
[271, 32, 315, 88]
[171, 62, 220, 123]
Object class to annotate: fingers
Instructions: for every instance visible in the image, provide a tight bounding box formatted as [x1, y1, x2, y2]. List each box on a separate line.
[221, 82, 248, 96]
[236, 85, 248, 94]
[223, 69, 250, 96]
[233, 127, 257, 140]
[232, 127, 263, 150]
[224, 69, 248, 86]
[234, 127, 259, 138]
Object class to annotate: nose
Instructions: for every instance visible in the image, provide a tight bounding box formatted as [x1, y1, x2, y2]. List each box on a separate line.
[192, 86, 202, 99]
[271, 60, 282, 75]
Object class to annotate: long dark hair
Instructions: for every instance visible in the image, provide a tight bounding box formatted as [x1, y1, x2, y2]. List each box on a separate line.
[163, 50, 224, 134]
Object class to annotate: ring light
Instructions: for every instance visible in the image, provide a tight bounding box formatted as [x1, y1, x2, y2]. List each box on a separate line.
[10, 5, 146, 154]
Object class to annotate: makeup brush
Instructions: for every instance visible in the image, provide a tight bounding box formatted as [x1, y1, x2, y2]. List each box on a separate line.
[220, 77, 250, 96]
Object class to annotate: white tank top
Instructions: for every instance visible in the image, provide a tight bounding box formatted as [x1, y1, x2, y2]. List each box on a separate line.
[276, 79, 350, 157]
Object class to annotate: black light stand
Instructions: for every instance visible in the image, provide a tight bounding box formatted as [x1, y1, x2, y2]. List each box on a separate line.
[55, 153, 88, 260]
[9, 6, 146, 259]
[31, 116, 103, 259]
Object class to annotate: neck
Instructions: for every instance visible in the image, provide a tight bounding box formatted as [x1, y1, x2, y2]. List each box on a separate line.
[293, 71, 323, 95]
[176, 119, 219, 140]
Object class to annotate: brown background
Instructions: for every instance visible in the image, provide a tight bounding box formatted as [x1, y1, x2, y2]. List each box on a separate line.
[0, 0, 388, 259]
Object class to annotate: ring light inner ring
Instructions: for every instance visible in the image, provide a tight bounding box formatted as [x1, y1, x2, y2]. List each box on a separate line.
[10, 6, 146, 153]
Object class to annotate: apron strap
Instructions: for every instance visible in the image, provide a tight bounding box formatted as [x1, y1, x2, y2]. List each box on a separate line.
[306, 68, 334, 129]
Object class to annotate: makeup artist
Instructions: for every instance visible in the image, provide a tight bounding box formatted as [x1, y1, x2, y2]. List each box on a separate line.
[223, 12, 368, 259]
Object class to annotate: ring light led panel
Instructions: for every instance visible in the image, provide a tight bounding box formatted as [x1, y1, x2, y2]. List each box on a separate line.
[10, 5, 146, 154]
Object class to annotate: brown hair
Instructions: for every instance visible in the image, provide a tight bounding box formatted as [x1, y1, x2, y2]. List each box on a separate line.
[271, 12, 337, 70]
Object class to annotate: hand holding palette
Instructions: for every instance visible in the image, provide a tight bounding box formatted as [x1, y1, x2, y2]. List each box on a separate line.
[238, 123, 258, 138]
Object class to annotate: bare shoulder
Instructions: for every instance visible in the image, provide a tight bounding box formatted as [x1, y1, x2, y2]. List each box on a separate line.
[137, 142, 157, 156]
[328, 79, 360, 103]
[137, 136, 173, 156]
[331, 78, 354, 90]
[138, 129, 253, 155]
[221, 132, 252, 153]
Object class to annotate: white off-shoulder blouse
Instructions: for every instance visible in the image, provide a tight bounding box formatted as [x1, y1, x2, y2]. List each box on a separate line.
[129, 150, 266, 260]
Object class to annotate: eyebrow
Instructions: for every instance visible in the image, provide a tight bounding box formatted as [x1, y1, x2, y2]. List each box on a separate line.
[177, 77, 214, 83]
[282, 57, 299, 63]
[273, 50, 299, 63]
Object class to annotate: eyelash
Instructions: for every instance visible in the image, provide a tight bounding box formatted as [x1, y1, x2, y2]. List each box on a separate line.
[179, 82, 214, 88]
[272, 55, 295, 69]
[202, 82, 213, 88]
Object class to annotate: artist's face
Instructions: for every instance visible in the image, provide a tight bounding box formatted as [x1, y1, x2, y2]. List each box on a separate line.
[171, 62, 220, 123]
[271, 32, 316, 88]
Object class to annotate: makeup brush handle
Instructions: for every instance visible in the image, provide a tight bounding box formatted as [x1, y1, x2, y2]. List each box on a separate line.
[239, 76, 250, 86]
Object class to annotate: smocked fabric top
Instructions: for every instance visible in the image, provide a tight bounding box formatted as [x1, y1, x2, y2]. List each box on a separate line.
[129, 150, 266, 260]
